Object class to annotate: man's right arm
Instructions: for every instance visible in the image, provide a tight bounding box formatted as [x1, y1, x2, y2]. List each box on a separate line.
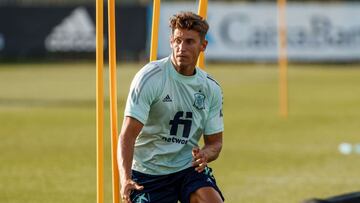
[117, 116, 144, 202]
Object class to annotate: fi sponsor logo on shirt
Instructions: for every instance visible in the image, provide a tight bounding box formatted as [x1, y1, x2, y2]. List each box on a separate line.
[163, 111, 193, 145]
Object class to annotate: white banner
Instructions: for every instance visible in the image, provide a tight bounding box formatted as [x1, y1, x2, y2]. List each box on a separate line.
[157, 2, 360, 61]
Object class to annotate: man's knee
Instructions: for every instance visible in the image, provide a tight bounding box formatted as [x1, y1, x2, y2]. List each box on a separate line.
[190, 187, 223, 203]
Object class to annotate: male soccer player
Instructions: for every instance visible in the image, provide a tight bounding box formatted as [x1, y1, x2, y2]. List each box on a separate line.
[118, 11, 224, 203]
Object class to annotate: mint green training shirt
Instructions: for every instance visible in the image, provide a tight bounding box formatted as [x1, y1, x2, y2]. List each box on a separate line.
[124, 56, 224, 175]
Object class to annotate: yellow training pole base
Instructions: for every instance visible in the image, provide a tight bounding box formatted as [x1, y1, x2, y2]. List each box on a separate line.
[279, 57, 288, 118]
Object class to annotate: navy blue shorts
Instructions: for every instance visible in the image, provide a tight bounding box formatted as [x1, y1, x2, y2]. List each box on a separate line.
[130, 166, 224, 203]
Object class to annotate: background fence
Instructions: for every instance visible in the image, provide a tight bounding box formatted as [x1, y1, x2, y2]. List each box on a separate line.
[1, 1, 360, 62]
[0, 5, 147, 61]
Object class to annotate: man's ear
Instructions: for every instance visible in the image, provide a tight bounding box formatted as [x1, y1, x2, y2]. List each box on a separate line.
[200, 39, 208, 52]
[169, 35, 174, 48]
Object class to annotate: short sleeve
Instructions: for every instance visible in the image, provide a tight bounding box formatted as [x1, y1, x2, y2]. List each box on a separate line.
[124, 65, 162, 124]
[204, 85, 224, 135]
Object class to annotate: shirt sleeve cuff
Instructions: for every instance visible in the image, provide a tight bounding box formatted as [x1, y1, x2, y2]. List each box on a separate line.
[124, 111, 147, 125]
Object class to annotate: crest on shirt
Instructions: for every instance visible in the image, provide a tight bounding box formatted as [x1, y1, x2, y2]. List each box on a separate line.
[193, 91, 206, 110]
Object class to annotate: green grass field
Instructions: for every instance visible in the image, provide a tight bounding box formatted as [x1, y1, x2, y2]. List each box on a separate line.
[1, 62, 360, 203]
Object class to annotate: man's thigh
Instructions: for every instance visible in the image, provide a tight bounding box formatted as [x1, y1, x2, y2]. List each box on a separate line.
[130, 170, 178, 203]
[190, 187, 223, 203]
[180, 167, 224, 203]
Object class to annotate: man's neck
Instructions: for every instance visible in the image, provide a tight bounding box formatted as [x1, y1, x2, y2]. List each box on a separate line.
[170, 56, 196, 76]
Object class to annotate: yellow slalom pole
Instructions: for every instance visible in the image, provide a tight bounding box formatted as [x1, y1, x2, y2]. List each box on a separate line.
[150, 0, 161, 62]
[107, 0, 120, 202]
[96, 0, 104, 202]
[277, 0, 288, 118]
[196, 0, 208, 69]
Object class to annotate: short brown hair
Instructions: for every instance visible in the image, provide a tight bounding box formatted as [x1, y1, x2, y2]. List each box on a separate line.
[169, 11, 209, 40]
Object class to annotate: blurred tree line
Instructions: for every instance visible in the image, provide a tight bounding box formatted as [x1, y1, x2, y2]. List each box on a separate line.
[0, 0, 359, 6]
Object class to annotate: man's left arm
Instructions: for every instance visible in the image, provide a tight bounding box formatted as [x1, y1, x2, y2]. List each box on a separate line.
[193, 79, 224, 172]
[192, 132, 223, 172]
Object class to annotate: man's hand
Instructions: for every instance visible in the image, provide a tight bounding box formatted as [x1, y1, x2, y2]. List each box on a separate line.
[118, 117, 144, 203]
[192, 132, 223, 173]
[120, 179, 144, 203]
[192, 147, 208, 173]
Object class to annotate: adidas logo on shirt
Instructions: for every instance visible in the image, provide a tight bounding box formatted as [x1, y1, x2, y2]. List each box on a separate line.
[162, 94, 172, 102]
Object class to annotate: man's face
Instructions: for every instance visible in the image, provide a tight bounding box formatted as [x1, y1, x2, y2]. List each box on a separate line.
[170, 28, 207, 69]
